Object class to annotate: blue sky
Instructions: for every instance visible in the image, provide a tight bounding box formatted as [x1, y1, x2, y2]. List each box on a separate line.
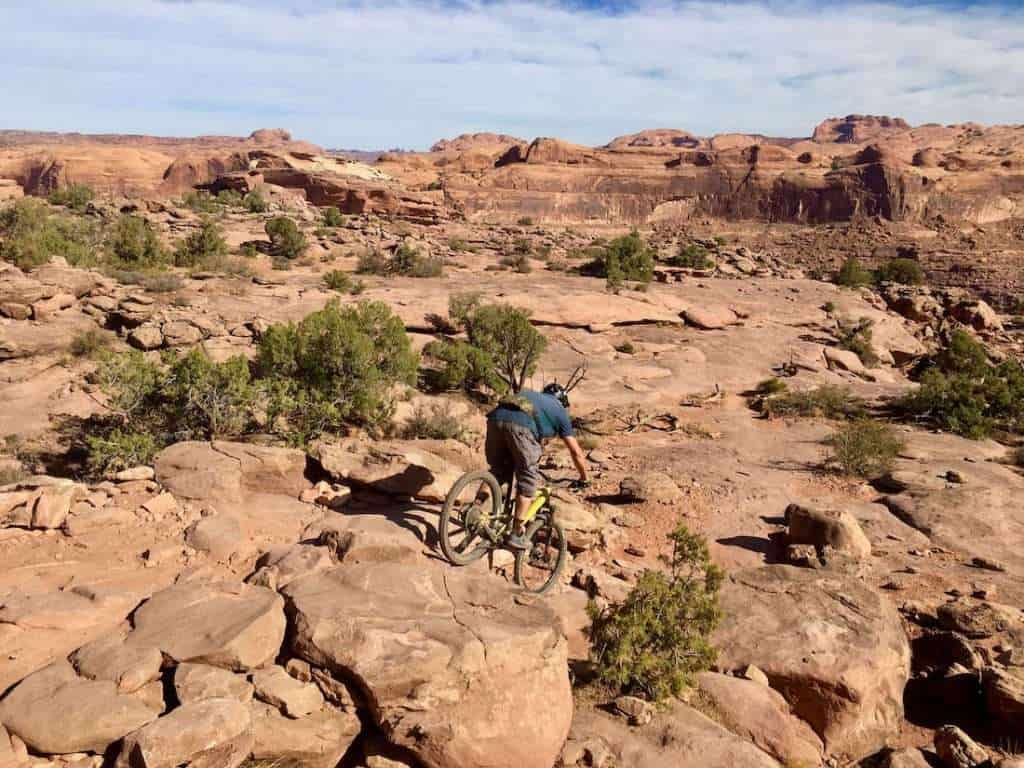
[2, 0, 1021, 149]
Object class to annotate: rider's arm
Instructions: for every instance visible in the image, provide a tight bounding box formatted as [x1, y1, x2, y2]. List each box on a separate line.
[562, 436, 589, 483]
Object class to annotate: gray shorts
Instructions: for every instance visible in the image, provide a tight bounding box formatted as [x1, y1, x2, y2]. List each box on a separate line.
[485, 419, 542, 498]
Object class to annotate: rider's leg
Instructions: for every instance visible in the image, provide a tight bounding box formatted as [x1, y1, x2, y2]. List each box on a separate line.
[509, 424, 542, 537]
[482, 418, 512, 503]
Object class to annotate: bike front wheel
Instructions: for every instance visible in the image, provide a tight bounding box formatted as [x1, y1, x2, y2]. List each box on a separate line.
[440, 470, 503, 566]
[514, 512, 568, 594]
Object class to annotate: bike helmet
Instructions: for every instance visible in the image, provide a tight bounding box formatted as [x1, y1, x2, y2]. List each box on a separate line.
[543, 382, 570, 408]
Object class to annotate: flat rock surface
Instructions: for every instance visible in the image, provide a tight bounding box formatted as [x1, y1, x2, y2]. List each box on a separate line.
[713, 565, 911, 763]
[126, 581, 286, 671]
[284, 561, 573, 768]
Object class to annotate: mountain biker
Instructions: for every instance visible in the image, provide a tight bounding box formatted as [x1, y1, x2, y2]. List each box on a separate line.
[485, 383, 589, 550]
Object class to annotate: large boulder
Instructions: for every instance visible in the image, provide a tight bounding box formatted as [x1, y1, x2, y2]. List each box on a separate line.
[126, 581, 285, 671]
[562, 705, 780, 768]
[284, 561, 572, 768]
[713, 566, 910, 762]
[0, 660, 159, 755]
[695, 671, 824, 766]
[154, 441, 308, 503]
[114, 698, 253, 768]
[786, 503, 872, 559]
[309, 438, 468, 502]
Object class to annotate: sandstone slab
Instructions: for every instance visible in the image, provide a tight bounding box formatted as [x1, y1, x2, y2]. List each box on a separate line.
[250, 700, 361, 768]
[309, 438, 467, 503]
[115, 698, 253, 768]
[155, 441, 308, 504]
[173, 663, 254, 704]
[713, 565, 910, 762]
[0, 660, 159, 755]
[127, 581, 285, 671]
[695, 671, 823, 766]
[284, 561, 572, 768]
[563, 705, 780, 768]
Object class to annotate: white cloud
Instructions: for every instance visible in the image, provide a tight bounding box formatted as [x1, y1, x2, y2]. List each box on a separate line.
[2, 0, 1022, 148]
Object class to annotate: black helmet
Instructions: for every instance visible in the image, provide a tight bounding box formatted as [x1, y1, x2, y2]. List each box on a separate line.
[543, 382, 570, 408]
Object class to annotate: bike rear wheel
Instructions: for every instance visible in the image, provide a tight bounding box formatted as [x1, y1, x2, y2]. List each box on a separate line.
[440, 470, 503, 566]
[514, 511, 568, 594]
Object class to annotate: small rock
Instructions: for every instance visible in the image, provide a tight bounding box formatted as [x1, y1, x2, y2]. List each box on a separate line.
[971, 556, 1007, 573]
[740, 664, 770, 687]
[141, 492, 178, 517]
[613, 695, 652, 726]
[251, 665, 324, 719]
[113, 466, 155, 482]
[945, 470, 966, 484]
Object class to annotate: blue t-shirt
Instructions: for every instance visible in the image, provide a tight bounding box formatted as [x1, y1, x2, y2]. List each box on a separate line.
[488, 390, 574, 440]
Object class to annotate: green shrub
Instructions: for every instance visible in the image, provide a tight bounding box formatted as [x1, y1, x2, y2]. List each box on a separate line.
[760, 385, 865, 420]
[161, 348, 257, 438]
[448, 237, 474, 252]
[876, 258, 924, 285]
[461, 301, 547, 392]
[836, 318, 879, 366]
[713, 235, 727, 247]
[517, 216, 534, 226]
[358, 244, 442, 277]
[356, 249, 389, 275]
[181, 190, 220, 213]
[92, 349, 164, 419]
[323, 269, 352, 292]
[265, 217, 307, 261]
[0, 198, 97, 269]
[826, 419, 904, 477]
[448, 291, 483, 327]
[244, 189, 268, 213]
[108, 214, 166, 267]
[899, 330, 1024, 438]
[581, 230, 655, 288]
[216, 189, 243, 208]
[615, 341, 636, 355]
[256, 300, 418, 437]
[587, 522, 722, 701]
[48, 184, 94, 212]
[70, 328, 112, 358]
[823, 301, 836, 313]
[402, 403, 468, 443]
[174, 217, 228, 268]
[391, 243, 443, 277]
[87, 347, 259, 472]
[423, 338, 505, 396]
[86, 429, 159, 476]
[142, 273, 185, 293]
[513, 237, 532, 255]
[756, 377, 788, 395]
[499, 251, 532, 273]
[835, 257, 874, 288]
[321, 206, 345, 227]
[669, 243, 714, 270]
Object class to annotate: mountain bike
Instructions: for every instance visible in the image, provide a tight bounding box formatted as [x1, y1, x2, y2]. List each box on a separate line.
[439, 469, 569, 594]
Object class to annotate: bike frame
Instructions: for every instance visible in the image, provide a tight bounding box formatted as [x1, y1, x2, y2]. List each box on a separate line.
[503, 484, 551, 525]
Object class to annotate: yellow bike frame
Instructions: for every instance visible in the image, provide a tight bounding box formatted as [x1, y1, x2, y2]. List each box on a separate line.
[523, 486, 552, 523]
